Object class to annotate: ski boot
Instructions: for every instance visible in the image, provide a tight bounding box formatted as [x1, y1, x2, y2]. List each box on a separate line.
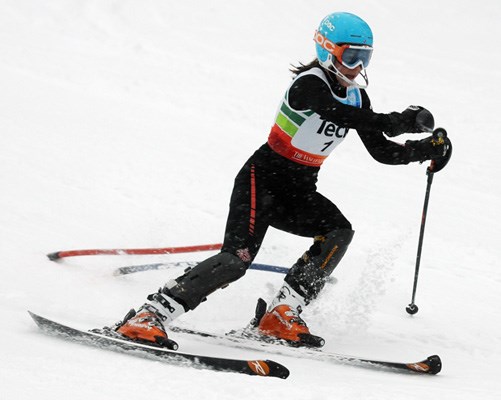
[115, 305, 179, 350]
[252, 298, 325, 348]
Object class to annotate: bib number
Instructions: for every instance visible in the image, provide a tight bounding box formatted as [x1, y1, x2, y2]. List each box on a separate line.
[317, 119, 347, 152]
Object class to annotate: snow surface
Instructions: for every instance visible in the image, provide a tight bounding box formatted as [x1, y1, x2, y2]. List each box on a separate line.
[1, 0, 500, 398]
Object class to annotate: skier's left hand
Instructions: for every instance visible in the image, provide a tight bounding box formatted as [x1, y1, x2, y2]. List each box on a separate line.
[386, 106, 434, 136]
[405, 134, 451, 162]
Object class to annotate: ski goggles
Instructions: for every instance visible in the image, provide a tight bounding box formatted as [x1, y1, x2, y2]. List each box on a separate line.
[315, 31, 373, 69]
[333, 44, 373, 69]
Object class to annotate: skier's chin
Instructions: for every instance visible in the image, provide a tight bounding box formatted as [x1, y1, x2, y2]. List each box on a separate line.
[337, 76, 357, 88]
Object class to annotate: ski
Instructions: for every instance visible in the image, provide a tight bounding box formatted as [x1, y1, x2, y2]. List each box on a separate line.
[28, 311, 289, 379]
[169, 325, 442, 375]
[114, 261, 290, 276]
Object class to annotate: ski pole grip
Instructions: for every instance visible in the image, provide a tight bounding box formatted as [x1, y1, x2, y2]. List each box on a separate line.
[432, 127, 447, 140]
[428, 127, 452, 174]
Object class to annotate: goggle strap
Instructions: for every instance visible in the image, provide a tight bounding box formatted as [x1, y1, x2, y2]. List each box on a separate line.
[325, 59, 369, 89]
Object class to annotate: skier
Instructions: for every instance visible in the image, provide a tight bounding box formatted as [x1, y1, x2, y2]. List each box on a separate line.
[114, 12, 450, 347]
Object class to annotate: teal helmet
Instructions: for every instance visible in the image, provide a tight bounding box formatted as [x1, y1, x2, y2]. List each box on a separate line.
[314, 12, 373, 87]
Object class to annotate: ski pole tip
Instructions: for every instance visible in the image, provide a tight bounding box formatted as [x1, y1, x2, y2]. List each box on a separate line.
[406, 304, 419, 315]
[47, 252, 61, 261]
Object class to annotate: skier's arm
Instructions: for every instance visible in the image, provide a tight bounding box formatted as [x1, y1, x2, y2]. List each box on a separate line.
[357, 94, 449, 164]
[288, 74, 445, 164]
[353, 90, 414, 164]
[357, 129, 451, 165]
[356, 128, 414, 165]
[288, 74, 428, 136]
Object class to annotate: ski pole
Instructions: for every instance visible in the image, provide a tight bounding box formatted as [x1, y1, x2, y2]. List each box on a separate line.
[405, 168, 434, 315]
[47, 243, 223, 261]
[406, 128, 451, 315]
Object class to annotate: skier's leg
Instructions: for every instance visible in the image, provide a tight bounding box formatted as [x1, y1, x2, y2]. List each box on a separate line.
[160, 161, 272, 312]
[270, 191, 354, 308]
[116, 252, 249, 344]
[116, 161, 272, 344]
[281, 227, 354, 305]
[256, 193, 353, 344]
[158, 252, 248, 311]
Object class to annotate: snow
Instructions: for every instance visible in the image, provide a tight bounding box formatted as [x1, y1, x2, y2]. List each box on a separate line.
[1, 0, 500, 398]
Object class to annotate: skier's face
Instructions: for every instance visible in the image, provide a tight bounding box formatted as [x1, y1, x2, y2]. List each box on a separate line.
[334, 60, 363, 87]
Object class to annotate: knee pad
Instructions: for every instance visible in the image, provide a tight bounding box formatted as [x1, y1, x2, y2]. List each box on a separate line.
[285, 228, 354, 303]
[162, 252, 247, 311]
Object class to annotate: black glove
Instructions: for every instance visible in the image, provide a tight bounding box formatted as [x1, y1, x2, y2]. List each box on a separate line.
[405, 134, 451, 163]
[385, 106, 435, 137]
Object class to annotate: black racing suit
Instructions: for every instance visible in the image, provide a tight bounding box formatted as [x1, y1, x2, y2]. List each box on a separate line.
[222, 68, 415, 262]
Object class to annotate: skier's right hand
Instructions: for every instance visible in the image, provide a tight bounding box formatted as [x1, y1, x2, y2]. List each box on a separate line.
[385, 106, 435, 137]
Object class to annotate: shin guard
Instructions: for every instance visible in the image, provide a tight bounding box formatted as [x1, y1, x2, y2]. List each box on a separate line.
[285, 228, 354, 304]
[160, 252, 247, 311]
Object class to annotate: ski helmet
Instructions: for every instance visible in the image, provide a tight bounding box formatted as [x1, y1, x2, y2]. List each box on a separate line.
[314, 12, 373, 87]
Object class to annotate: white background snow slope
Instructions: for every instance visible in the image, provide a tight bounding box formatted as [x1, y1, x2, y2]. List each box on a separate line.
[1, 0, 500, 399]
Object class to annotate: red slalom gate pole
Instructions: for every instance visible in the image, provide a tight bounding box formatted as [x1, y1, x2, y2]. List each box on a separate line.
[47, 243, 223, 261]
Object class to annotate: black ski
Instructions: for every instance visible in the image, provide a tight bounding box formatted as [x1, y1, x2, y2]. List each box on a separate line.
[28, 311, 289, 379]
[169, 325, 442, 375]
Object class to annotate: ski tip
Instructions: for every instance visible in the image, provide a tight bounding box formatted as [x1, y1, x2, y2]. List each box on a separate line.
[426, 355, 442, 375]
[247, 360, 290, 379]
[27, 311, 43, 323]
[27, 311, 43, 328]
[406, 354, 442, 375]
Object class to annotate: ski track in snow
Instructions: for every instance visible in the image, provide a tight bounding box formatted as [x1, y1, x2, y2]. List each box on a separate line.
[1, 1, 501, 399]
